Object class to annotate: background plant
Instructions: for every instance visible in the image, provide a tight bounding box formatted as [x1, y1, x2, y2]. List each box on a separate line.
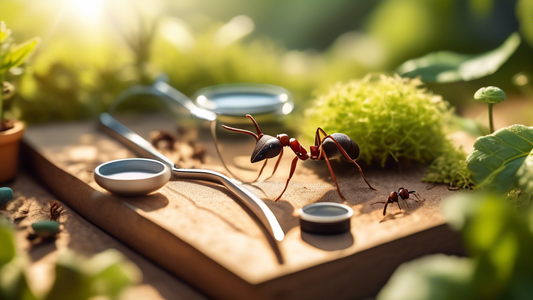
[0, 21, 38, 130]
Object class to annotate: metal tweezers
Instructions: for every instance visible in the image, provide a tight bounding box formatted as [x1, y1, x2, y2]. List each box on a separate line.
[99, 113, 285, 263]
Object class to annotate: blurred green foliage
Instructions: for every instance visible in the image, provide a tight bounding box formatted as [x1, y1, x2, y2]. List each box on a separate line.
[378, 191, 533, 300]
[517, 0, 533, 48]
[397, 33, 521, 83]
[151, 18, 318, 110]
[0, 0, 527, 125]
[0, 220, 141, 300]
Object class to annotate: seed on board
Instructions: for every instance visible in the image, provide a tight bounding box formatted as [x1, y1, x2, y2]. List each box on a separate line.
[31, 220, 60, 239]
[0, 187, 13, 209]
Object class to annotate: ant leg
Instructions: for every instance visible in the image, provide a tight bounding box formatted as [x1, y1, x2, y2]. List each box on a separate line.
[382, 202, 389, 216]
[322, 149, 347, 202]
[264, 148, 283, 181]
[312, 128, 347, 201]
[409, 191, 425, 202]
[317, 128, 377, 191]
[275, 156, 299, 202]
[251, 159, 269, 183]
[397, 201, 402, 211]
[314, 128, 324, 147]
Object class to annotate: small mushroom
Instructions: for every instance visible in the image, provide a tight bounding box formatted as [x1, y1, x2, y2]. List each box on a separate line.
[474, 86, 506, 133]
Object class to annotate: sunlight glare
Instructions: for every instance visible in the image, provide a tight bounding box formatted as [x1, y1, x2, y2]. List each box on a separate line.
[67, 0, 104, 24]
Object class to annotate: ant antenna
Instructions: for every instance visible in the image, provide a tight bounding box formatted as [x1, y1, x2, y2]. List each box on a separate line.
[246, 114, 264, 139]
[221, 114, 264, 141]
[221, 125, 259, 140]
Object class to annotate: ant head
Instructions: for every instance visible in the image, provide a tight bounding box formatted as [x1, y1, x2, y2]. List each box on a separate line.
[398, 188, 409, 200]
[251, 135, 282, 163]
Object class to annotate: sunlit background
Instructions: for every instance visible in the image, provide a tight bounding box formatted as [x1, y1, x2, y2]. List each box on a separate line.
[0, 0, 531, 123]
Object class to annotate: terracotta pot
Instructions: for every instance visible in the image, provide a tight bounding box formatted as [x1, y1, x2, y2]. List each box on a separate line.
[0, 121, 25, 182]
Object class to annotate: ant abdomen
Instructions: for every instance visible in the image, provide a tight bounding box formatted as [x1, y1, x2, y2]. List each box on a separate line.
[398, 188, 410, 200]
[321, 133, 360, 160]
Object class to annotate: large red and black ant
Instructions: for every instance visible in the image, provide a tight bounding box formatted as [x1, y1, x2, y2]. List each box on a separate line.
[222, 114, 376, 202]
[372, 187, 424, 215]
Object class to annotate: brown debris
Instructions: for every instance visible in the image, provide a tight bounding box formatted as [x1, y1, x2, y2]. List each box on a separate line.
[150, 130, 177, 150]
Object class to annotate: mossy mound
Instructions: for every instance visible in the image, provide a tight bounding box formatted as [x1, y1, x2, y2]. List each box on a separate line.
[303, 74, 454, 166]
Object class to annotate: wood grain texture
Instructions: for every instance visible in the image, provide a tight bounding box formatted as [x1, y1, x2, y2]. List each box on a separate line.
[21, 115, 465, 300]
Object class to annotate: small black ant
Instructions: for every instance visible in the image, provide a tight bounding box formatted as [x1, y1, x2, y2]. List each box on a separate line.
[222, 114, 376, 202]
[372, 187, 424, 215]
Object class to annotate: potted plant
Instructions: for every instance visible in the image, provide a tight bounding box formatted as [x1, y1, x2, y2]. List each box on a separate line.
[0, 21, 39, 182]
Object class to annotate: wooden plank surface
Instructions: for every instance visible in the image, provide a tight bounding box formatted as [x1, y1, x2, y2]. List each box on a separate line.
[1, 171, 208, 300]
[21, 114, 464, 299]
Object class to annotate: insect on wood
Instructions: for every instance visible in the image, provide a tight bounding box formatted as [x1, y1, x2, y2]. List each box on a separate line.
[372, 187, 424, 215]
[49, 201, 64, 221]
[222, 114, 377, 202]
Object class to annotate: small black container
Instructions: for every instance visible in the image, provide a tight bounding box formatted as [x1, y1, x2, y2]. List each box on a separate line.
[298, 203, 353, 235]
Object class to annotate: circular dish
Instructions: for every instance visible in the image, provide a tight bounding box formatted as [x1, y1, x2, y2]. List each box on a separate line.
[192, 83, 294, 123]
[298, 202, 354, 235]
[94, 158, 171, 196]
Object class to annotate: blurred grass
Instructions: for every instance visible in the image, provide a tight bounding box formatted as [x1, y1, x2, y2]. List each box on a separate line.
[0, 0, 530, 124]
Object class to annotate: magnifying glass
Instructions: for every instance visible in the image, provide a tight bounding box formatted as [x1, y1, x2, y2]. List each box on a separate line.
[109, 78, 294, 123]
[107, 78, 294, 180]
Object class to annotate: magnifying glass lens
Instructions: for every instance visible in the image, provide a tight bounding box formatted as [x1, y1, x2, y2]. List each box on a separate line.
[193, 84, 294, 119]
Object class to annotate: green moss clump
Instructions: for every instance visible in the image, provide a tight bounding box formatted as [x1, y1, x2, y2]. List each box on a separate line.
[423, 145, 474, 190]
[303, 74, 454, 166]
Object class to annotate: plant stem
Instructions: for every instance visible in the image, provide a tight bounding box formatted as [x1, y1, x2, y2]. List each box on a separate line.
[488, 103, 494, 133]
[0, 72, 4, 132]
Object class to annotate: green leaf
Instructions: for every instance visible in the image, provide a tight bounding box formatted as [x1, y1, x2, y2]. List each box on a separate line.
[88, 250, 141, 298]
[517, 0, 533, 48]
[376, 255, 475, 300]
[397, 32, 521, 82]
[517, 149, 533, 196]
[44, 251, 92, 300]
[44, 250, 141, 300]
[0, 258, 37, 300]
[441, 192, 533, 299]
[466, 125, 533, 193]
[0, 220, 16, 268]
[1, 38, 39, 72]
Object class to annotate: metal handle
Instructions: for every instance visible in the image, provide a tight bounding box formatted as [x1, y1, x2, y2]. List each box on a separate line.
[99, 113, 285, 260]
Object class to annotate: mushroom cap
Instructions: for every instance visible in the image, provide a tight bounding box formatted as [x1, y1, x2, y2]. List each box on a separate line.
[474, 86, 506, 104]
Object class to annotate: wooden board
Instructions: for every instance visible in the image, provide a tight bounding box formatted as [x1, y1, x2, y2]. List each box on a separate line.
[21, 114, 464, 300]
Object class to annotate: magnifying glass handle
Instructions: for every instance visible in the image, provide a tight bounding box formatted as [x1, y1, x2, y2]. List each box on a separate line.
[153, 81, 217, 122]
[99, 113, 285, 256]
